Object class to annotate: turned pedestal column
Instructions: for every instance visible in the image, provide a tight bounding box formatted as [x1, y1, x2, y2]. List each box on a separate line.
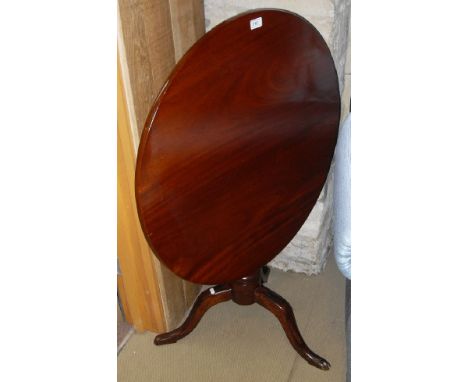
[135, 9, 341, 370]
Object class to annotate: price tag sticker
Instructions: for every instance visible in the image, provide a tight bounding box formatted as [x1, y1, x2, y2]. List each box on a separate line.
[250, 17, 263, 30]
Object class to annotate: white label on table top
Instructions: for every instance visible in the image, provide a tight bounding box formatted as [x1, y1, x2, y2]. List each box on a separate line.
[209, 287, 215, 295]
[250, 17, 262, 30]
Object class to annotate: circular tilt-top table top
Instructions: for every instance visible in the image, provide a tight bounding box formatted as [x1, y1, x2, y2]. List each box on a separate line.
[135, 9, 341, 284]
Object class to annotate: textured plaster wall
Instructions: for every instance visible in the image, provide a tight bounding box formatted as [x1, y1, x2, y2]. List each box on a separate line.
[204, 0, 351, 275]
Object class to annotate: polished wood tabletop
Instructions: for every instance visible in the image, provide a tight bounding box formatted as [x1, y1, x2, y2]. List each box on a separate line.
[135, 9, 341, 285]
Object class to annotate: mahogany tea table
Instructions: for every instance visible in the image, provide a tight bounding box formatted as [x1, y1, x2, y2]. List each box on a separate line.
[135, 9, 340, 370]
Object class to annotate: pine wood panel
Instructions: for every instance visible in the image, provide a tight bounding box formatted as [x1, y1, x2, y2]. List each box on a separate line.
[118, 58, 166, 332]
[118, 0, 176, 137]
[118, 0, 205, 330]
[169, 0, 205, 61]
[117, 274, 132, 324]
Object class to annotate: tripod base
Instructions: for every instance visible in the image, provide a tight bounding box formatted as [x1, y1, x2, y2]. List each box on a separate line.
[154, 267, 330, 370]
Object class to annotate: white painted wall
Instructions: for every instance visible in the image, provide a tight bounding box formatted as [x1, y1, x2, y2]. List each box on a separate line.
[204, 0, 351, 275]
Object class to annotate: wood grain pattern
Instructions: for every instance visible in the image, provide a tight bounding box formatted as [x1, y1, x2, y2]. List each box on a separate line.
[117, 274, 133, 324]
[169, 0, 205, 61]
[118, 57, 166, 332]
[118, 0, 176, 137]
[136, 9, 341, 285]
[118, 0, 204, 331]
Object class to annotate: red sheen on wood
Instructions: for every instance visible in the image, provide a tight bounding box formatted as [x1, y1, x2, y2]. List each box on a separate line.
[136, 9, 340, 370]
[153, 266, 331, 370]
[135, 9, 340, 285]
